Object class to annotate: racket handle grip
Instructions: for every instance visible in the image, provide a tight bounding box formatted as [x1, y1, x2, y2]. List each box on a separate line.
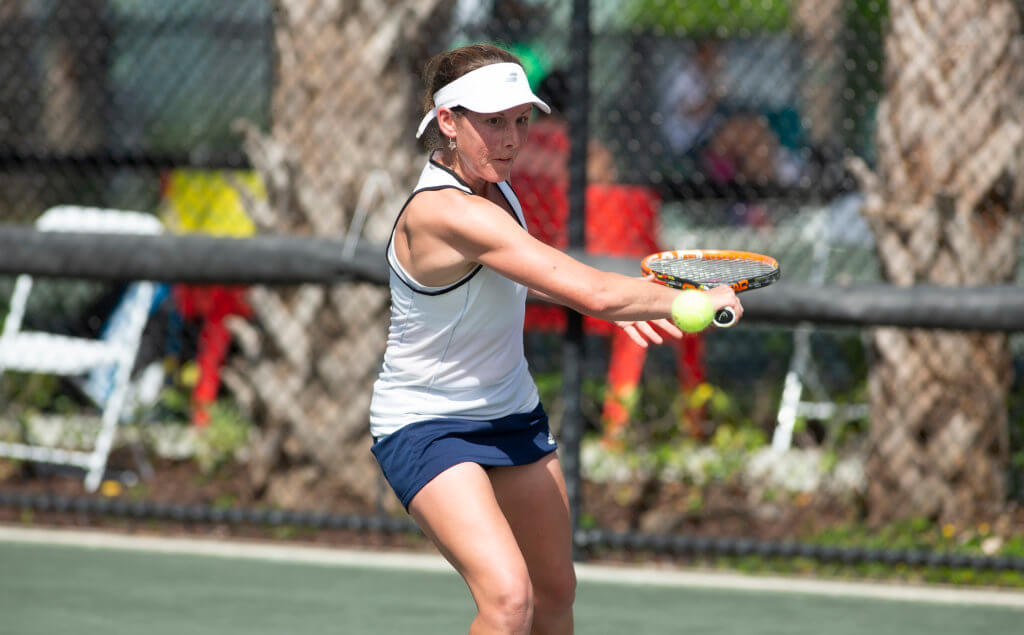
[714, 307, 736, 328]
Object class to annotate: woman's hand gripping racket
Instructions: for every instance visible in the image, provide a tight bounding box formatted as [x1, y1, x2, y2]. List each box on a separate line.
[641, 249, 781, 328]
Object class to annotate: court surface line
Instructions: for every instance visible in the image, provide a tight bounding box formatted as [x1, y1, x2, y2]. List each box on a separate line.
[2, 523, 1022, 609]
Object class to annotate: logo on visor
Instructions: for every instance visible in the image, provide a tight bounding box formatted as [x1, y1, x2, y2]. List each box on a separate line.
[506, 71, 519, 83]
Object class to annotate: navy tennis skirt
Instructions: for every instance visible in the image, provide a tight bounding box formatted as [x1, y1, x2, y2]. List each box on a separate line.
[371, 402, 557, 509]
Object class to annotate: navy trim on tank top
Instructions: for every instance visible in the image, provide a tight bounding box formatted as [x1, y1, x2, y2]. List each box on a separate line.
[429, 157, 475, 191]
[385, 159, 525, 296]
[386, 184, 482, 296]
[429, 157, 526, 230]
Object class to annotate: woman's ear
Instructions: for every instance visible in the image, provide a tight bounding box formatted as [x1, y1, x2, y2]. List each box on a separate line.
[436, 107, 459, 139]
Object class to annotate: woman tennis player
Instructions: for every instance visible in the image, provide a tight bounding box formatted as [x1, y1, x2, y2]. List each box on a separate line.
[370, 44, 742, 634]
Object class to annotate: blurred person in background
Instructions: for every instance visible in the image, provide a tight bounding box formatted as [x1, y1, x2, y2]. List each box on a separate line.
[659, 38, 722, 160]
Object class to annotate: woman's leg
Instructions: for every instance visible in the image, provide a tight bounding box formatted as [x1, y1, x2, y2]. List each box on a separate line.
[490, 454, 576, 635]
[408, 462, 535, 634]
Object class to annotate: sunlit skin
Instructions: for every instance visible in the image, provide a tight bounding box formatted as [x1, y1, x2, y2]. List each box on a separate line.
[436, 104, 533, 195]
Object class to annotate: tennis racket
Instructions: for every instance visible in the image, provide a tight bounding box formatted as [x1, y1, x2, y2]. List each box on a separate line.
[641, 249, 780, 328]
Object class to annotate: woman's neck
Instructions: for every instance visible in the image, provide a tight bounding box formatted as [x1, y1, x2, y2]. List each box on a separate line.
[435, 150, 491, 197]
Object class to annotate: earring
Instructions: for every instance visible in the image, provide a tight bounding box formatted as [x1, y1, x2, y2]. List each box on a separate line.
[448, 137, 456, 150]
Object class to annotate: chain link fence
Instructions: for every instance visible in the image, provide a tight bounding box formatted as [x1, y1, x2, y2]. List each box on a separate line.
[1, 0, 1023, 564]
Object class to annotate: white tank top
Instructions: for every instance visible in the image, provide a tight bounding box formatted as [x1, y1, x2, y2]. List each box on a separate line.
[369, 157, 540, 437]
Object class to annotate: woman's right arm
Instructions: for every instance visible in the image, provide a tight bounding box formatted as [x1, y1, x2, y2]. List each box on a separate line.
[429, 193, 742, 325]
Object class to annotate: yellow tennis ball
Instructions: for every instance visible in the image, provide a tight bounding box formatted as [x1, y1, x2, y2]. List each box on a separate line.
[671, 290, 714, 333]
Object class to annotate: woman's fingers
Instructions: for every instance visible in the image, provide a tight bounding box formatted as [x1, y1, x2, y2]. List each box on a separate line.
[620, 324, 649, 348]
[652, 318, 683, 339]
[707, 286, 744, 323]
[617, 319, 685, 346]
[635, 321, 664, 345]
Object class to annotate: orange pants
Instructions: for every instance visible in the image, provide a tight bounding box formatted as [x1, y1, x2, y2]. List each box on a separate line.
[600, 329, 707, 447]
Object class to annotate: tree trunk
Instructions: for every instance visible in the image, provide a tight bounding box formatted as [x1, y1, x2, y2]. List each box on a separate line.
[225, 0, 454, 511]
[847, 0, 1024, 526]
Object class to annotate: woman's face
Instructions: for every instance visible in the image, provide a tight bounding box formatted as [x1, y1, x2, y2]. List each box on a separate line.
[445, 104, 532, 188]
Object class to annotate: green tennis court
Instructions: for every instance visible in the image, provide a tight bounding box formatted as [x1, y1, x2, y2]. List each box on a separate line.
[2, 527, 1022, 635]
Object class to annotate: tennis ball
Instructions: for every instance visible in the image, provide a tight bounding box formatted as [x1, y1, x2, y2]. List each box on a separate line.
[671, 290, 714, 333]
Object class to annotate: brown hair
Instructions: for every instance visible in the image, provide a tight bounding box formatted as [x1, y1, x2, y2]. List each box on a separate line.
[419, 44, 522, 151]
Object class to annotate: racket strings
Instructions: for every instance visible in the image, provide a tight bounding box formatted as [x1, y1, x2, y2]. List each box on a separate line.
[649, 258, 776, 285]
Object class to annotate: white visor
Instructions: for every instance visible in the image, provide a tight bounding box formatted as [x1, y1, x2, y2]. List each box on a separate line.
[416, 62, 551, 139]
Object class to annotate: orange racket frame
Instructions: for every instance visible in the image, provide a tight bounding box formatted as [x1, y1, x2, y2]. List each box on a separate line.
[641, 249, 780, 292]
[641, 249, 780, 327]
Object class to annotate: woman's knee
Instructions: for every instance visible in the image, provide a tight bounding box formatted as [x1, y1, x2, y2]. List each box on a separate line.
[477, 575, 534, 631]
[534, 565, 577, 617]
